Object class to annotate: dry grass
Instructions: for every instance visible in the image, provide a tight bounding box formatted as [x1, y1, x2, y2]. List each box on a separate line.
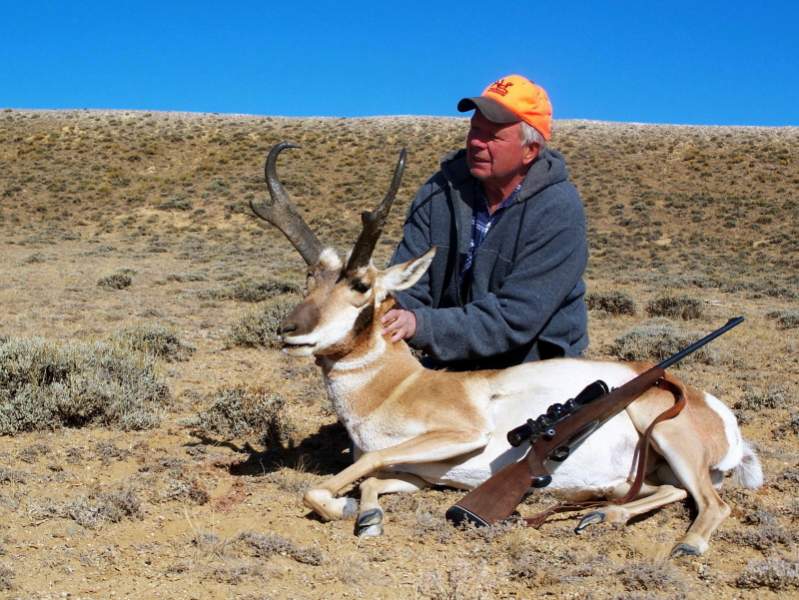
[0, 109, 797, 598]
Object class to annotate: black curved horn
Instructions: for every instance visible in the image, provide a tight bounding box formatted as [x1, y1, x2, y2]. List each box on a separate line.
[250, 142, 323, 266]
[344, 148, 407, 274]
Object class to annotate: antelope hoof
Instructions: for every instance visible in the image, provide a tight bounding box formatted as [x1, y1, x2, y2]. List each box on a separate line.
[342, 497, 359, 519]
[575, 511, 605, 534]
[356, 508, 384, 537]
[670, 543, 700, 558]
[304, 489, 358, 521]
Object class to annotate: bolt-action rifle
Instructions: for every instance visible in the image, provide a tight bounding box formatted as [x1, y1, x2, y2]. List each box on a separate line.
[445, 317, 744, 528]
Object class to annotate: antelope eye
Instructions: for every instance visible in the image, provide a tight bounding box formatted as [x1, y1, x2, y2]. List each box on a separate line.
[350, 279, 370, 294]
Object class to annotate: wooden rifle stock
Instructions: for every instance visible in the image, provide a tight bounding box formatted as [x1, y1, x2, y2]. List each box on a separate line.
[444, 459, 534, 527]
[446, 317, 743, 528]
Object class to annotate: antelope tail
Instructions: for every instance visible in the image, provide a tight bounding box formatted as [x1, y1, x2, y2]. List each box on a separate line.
[732, 440, 763, 489]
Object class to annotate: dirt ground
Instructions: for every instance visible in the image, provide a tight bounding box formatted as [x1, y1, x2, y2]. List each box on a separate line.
[0, 110, 797, 599]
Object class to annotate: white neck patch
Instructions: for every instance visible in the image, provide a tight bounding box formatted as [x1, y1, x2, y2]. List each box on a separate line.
[329, 335, 387, 372]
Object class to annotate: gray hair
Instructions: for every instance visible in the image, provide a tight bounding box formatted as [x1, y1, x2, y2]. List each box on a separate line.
[520, 121, 546, 148]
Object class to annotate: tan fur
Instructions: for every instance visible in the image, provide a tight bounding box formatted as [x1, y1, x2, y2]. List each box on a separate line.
[625, 363, 729, 467]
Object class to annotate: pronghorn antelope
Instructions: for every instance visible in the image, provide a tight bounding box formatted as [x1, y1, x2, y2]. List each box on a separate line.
[250, 142, 762, 556]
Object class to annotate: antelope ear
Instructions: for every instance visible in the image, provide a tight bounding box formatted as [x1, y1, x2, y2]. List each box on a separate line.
[379, 247, 436, 294]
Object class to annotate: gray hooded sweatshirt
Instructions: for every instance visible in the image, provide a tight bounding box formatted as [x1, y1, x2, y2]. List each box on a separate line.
[390, 147, 588, 370]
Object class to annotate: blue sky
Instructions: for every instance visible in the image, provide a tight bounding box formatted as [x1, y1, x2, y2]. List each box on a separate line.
[2, 1, 797, 126]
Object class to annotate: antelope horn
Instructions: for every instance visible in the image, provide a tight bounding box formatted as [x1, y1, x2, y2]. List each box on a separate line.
[250, 142, 323, 266]
[344, 148, 407, 274]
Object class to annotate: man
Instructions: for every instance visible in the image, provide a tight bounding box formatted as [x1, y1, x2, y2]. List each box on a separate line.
[382, 74, 588, 370]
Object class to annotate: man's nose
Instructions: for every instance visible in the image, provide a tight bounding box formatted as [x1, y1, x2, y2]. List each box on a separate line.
[468, 134, 486, 148]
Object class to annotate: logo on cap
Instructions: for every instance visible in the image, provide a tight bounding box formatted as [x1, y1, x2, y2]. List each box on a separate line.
[487, 79, 514, 97]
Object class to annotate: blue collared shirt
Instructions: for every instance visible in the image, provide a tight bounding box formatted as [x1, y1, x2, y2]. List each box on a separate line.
[461, 184, 522, 280]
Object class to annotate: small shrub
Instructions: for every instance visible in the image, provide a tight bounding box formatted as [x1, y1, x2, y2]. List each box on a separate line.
[157, 197, 192, 211]
[0, 337, 170, 434]
[735, 384, 790, 411]
[160, 477, 210, 505]
[191, 531, 223, 552]
[111, 325, 195, 362]
[767, 310, 799, 330]
[66, 488, 143, 529]
[65, 446, 85, 464]
[17, 442, 49, 463]
[742, 509, 779, 526]
[616, 560, 686, 593]
[209, 561, 265, 585]
[196, 386, 292, 448]
[202, 279, 300, 303]
[98, 272, 132, 290]
[26, 498, 63, 521]
[235, 531, 323, 565]
[507, 554, 539, 580]
[228, 294, 297, 348]
[0, 563, 13, 591]
[165, 272, 207, 283]
[0, 468, 28, 485]
[93, 441, 132, 465]
[413, 508, 456, 544]
[719, 525, 797, 551]
[586, 291, 636, 316]
[21, 253, 46, 265]
[783, 499, 799, 520]
[774, 412, 799, 439]
[646, 295, 703, 319]
[610, 320, 718, 364]
[228, 279, 301, 303]
[778, 465, 799, 487]
[736, 557, 799, 590]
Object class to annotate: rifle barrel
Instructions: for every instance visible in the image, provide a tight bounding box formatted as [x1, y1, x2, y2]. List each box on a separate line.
[656, 316, 744, 370]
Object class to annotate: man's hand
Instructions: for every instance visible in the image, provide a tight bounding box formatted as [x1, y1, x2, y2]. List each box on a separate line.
[381, 309, 417, 342]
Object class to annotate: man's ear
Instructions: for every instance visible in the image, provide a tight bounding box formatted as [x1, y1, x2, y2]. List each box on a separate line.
[377, 247, 436, 297]
[522, 142, 540, 166]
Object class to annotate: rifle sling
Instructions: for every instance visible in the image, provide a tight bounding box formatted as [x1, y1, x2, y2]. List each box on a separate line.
[523, 375, 686, 528]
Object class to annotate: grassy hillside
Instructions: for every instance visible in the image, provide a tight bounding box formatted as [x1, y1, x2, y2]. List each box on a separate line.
[2, 110, 797, 285]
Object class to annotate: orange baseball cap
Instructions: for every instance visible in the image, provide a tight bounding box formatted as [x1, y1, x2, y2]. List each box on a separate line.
[457, 74, 553, 141]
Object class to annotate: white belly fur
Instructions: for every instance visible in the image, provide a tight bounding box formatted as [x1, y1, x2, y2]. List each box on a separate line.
[395, 360, 645, 493]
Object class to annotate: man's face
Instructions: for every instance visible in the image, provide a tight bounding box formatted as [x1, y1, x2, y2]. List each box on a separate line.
[466, 111, 537, 185]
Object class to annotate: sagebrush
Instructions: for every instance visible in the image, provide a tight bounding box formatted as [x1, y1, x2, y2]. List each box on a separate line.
[195, 385, 293, 448]
[0, 337, 170, 434]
